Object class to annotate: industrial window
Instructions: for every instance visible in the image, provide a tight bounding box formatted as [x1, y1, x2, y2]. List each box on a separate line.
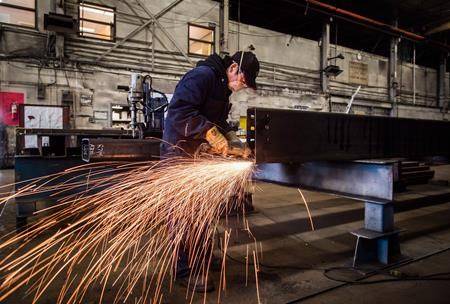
[188, 24, 215, 56]
[0, 0, 36, 28]
[79, 2, 115, 41]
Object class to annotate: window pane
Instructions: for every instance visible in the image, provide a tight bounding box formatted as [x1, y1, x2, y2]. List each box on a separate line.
[189, 25, 213, 42]
[189, 40, 213, 56]
[80, 4, 114, 24]
[0, 5, 34, 27]
[79, 20, 112, 40]
[0, 0, 35, 9]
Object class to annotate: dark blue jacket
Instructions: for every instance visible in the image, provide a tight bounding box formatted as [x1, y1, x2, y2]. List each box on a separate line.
[161, 54, 232, 156]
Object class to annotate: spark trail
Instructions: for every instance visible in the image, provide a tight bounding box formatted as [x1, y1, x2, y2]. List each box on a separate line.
[0, 156, 255, 303]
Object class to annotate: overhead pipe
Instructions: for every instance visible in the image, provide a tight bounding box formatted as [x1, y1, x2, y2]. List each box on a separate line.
[307, 0, 424, 41]
[283, 0, 450, 51]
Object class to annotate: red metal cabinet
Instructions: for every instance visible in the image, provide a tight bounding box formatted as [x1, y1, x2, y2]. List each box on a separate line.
[0, 92, 24, 126]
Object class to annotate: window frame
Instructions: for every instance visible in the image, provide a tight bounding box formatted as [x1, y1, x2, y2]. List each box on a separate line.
[78, 1, 116, 42]
[0, 0, 37, 30]
[187, 23, 215, 57]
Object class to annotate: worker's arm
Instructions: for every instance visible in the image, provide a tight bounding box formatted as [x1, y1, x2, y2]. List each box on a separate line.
[217, 103, 233, 135]
[218, 103, 251, 158]
[166, 67, 215, 138]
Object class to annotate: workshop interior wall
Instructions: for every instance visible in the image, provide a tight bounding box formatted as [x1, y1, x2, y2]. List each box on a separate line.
[0, 0, 448, 138]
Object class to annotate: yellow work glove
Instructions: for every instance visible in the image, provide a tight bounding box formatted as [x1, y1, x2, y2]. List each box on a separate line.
[225, 131, 252, 159]
[205, 126, 228, 156]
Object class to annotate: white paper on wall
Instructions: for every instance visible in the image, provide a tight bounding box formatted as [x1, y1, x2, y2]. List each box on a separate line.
[94, 111, 108, 120]
[24, 135, 38, 149]
[24, 106, 63, 129]
[41, 136, 50, 147]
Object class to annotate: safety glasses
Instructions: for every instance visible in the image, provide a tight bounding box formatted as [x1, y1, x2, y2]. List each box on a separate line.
[237, 52, 248, 88]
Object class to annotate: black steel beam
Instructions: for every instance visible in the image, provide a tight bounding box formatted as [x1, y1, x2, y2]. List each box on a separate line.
[247, 108, 450, 164]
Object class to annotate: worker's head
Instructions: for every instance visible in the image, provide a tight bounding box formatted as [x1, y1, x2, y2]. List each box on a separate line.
[226, 51, 260, 92]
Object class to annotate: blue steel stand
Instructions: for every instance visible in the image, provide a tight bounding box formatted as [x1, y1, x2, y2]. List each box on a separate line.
[255, 160, 404, 267]
[351, 201, 402, 267]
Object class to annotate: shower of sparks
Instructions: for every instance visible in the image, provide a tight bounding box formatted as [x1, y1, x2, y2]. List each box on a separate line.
[297, 189, 315, 231]
[0, 156, 257, 304]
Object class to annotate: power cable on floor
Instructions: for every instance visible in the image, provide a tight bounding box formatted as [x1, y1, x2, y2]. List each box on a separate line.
[285, 246, 450, 303]
[322, 267, 450, 284]
[224, 247, 450, 283]
[215, 228, 450, 302]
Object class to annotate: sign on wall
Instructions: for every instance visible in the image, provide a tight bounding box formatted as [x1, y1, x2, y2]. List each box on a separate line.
[349, 61, 368, 85]
[0, 92, 24, 126]
[23, 106, 63, 129]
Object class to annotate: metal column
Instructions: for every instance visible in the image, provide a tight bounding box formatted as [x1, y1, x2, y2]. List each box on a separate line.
[412, 44, 416, 104]
[219, 0, 230, 55]
[54, 0, 65, 59]
[438, 53, 447, 108]
[320, 22, 330, 94]
[389, 21, 399, 117]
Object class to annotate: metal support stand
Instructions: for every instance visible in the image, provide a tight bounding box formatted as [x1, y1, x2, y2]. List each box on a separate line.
[351, 201, 402, 267]
[16, 201, 36, 230]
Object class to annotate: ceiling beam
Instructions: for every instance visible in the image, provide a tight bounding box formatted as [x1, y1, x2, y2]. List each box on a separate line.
[277, 0, 450, 51]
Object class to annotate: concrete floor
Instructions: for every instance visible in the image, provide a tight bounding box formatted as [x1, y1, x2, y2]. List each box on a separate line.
[1, 166, 450, 304]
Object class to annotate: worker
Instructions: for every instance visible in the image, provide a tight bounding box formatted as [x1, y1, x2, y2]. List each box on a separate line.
[161, 51, 259, 158]
[161, 51, 260, 292]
